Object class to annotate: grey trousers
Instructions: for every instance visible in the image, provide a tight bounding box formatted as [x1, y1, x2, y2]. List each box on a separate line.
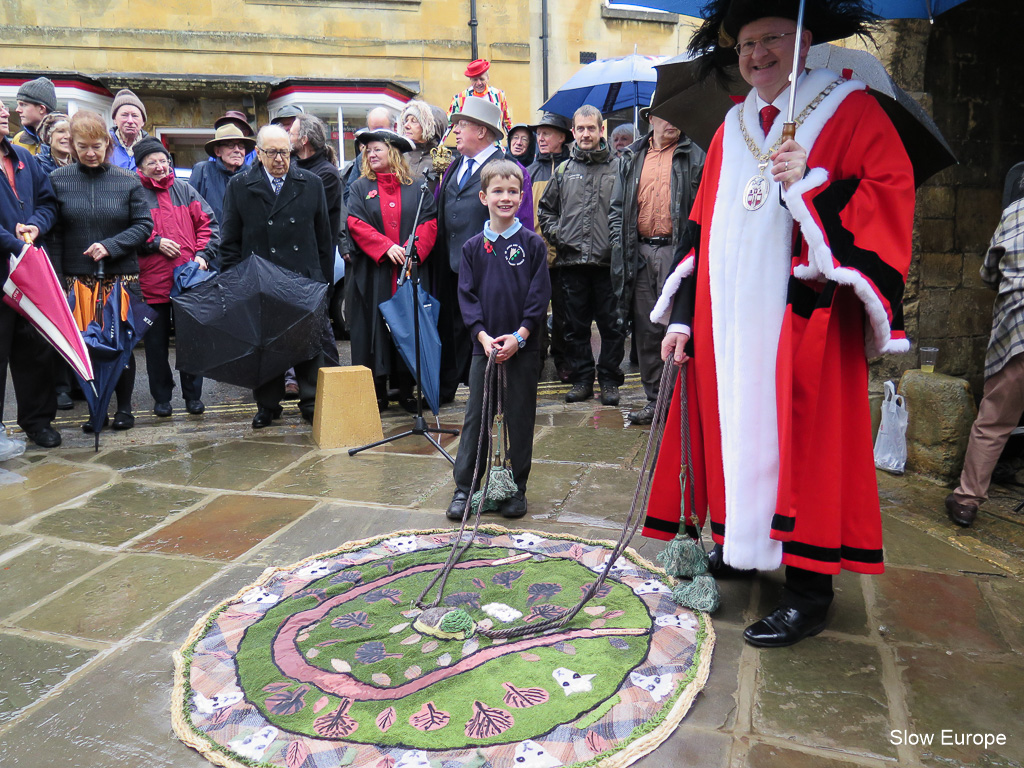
[632, 241, 676, 401]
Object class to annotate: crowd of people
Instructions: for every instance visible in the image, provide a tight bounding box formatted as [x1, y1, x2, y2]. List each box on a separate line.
[0, 61, 689, 450]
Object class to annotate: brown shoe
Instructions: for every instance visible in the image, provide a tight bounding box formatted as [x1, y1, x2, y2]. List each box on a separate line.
[944, 493, 977, 527]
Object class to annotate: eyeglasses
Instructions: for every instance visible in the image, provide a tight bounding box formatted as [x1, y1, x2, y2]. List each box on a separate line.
[734, 32, 796, 57]
[258, 148, 289, 158]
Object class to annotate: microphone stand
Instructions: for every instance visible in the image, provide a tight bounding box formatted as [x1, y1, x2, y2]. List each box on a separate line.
[349, 174, 460, 462]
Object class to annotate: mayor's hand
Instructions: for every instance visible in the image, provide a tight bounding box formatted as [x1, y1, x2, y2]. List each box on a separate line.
[661, 331, 690, 364]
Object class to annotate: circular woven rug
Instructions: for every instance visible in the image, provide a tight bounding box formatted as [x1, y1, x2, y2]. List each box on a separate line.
[172, 526, 714, 768]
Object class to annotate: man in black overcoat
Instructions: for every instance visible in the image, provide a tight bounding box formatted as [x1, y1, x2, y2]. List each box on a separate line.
[220, 124, 333, 428]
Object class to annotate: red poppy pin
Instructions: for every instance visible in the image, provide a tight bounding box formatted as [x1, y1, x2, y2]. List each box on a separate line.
[17, 162, 24, 171]
[484, 240, 493, 254]
[366, 190, 378, 200]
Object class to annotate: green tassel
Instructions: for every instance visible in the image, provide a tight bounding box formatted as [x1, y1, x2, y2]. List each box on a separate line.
[671, 573, 721, 613]
[657, 534, 709, 579]
[470, 467, 517, 511]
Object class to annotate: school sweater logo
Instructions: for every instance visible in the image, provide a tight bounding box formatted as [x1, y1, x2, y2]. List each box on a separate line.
[505, 243, 526, 266]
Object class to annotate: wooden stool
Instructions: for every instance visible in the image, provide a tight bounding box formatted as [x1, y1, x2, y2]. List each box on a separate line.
[312, 366, 383, 449]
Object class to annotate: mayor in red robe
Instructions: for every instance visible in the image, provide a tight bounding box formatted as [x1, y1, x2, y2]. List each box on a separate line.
[642, 0, 915, 647]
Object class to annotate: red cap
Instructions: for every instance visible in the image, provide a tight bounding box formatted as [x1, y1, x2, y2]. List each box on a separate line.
[464, 59, 490, 78]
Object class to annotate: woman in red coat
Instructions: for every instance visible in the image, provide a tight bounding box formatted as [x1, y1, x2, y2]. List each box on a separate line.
[134, 137, 219, 418]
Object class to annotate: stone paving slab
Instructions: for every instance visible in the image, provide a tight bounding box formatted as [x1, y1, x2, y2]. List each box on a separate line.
[0, 462, 112, 525]
[0, 633, 97, 723]
[131, 494, 316, 560]
[17, 555, 220, 642]
[0, 543, 111, 620]
[29, 482, 208, 546]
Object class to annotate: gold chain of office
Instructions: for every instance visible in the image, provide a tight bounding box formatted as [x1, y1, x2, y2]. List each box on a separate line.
[737, 78, 845, 164]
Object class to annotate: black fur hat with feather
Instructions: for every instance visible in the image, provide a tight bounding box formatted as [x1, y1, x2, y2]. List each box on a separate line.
[688, 0, 879, 82]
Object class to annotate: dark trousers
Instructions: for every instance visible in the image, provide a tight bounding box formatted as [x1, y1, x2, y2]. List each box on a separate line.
[633, 242, 675, 401]
[439, 292, 472, 402]
[780, 566, 834, 616]
[0, 302, 56, 432]
[553, 264, 625, 387]
[144, 302, 203, 403]
[454, 349, 539, 494]
[254, 352, 324, 417]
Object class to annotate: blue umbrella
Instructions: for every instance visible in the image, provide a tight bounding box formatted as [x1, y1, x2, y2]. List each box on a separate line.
[169, 260, 218, 299]
[607, 0, 970, 20]
[540, 54, 664, 121]
[378, 280, 442, 416]
[75, 280, 156, 450]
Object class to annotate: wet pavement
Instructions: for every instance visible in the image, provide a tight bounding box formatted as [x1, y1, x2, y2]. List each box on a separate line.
[2, 352, 1024, 767]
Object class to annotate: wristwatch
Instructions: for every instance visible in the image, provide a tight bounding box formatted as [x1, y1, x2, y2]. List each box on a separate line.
[512, 331, 526, 349]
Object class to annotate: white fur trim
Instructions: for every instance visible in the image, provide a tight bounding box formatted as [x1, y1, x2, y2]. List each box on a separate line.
[784, 164, 903, 358]
[649, 255, 694, 325]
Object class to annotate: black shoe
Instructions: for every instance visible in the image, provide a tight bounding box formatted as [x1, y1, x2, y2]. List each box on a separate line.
[565, 382, 594, 403]
[56, 392, 74, 410]
[185, 399, 205, 415]
[499, 491, 528, 519]
[111, 411, 135, 430]
[707, 543, 755, 578]
[26, 426, 61, 448]
[251, 406, 282, 429]
[82, 415, 109, 434]
[743, 606, 828, 648]
[945, 493, 977, 527]
[154, 401, 172, 418]
[599, 384, 620, 406]
[446, 489, 470, 521]
[377, 397, 389, 412]
[399, 396, 419, 414]
[628, 401, 656, 425]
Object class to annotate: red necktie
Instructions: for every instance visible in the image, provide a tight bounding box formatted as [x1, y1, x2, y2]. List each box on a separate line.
[759, 105, 780, 136]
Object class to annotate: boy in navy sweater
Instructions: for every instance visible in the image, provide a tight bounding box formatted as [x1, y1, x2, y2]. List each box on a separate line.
[447, 160, 551, 520]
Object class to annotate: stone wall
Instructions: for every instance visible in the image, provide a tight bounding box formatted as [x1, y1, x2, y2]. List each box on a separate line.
[872, 4, 1024, 397]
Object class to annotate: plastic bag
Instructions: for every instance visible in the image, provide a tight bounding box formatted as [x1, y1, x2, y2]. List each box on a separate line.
[0, 432, 26, 462]
[874, 380, 908, 474]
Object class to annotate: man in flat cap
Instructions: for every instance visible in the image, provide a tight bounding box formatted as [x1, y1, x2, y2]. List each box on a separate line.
[12, 76, 57, 155]
[643, 0, 916, 647]
[448, 59, 513, 136]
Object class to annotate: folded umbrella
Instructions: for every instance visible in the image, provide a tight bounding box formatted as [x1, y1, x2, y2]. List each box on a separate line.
[169, 260, 218, 299]
[171, 254, 328, 389]
[3, 240, 95, 386]
[378, 279, 442, 416]
[76, 279, 156, 450]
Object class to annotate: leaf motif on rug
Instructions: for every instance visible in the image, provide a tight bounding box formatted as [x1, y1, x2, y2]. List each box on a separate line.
[409, 702, 450, 732]
[464, 701, 514, 739]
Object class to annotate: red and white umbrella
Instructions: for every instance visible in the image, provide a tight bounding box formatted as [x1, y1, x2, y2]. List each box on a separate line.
[3, 240, 95, 385]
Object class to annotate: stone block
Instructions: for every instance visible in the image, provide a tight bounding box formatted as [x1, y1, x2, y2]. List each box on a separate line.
[918, 217, 954, 253]
[915, 185, 954, 219]
[312, 365, 383, 449]
[919, 251, 962, 288]
[954, 187, 1003, 252]
[898, 370, 976, 481]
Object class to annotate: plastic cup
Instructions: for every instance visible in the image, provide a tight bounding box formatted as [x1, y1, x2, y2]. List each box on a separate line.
[920, 346, 938, 373]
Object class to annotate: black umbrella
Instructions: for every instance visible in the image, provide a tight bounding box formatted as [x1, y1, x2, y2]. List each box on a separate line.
[172, 254, 328, 388]
[649, 44, 956, 186]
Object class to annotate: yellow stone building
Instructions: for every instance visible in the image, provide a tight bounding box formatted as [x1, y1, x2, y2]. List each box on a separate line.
[1, 0, 696, 168]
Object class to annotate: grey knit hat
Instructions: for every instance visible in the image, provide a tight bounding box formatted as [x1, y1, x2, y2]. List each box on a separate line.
[111, 89, 147, 123]
[16, 77, 57, 114]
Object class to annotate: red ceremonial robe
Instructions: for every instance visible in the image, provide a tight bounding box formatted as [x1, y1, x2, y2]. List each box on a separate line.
[642, 68, 915, 576]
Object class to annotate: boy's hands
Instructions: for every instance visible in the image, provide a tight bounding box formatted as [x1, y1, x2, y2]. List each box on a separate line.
[477, 331, 518, 363]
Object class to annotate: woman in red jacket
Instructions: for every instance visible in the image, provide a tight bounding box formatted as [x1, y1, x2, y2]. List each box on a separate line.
[134, 137, 219, 418]
[346, 130, 437, 412]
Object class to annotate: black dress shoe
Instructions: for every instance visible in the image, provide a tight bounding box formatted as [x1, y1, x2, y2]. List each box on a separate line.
[945, 493, 977, 527]
[26, 426, 62, 448]
[56, 392, 74, 410]
[111, 411, 135, 430]
[252, 407, 282, 429]
[499, 491, 528, 519]
[707, 543, 755, 578]
[446, 489, 470, 521]
[743, 606, 828, 648]
[185, 399, 205, 415]
[154, 401, 172, 418]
